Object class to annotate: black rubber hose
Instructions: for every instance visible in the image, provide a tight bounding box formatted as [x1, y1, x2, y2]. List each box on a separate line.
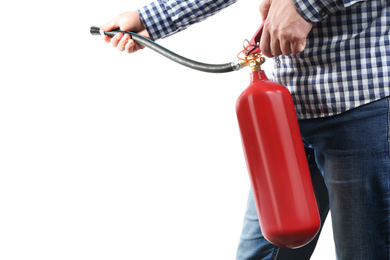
[90, 26, 242, 73]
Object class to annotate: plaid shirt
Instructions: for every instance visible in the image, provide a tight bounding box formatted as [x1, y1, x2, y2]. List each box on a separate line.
[139, 0, 390, 119]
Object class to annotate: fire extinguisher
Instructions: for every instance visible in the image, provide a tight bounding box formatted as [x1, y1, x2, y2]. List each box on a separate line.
[236, 64, 321, 248]
[234, 25, 321, 249]
[90, 23, 320, 249]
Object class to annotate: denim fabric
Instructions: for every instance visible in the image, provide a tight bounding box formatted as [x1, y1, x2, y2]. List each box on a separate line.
[236, 97, 390, 260]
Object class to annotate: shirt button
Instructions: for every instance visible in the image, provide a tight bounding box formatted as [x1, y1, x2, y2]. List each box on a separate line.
[319, 9, 328, 18]
[275, 57, 281, 66]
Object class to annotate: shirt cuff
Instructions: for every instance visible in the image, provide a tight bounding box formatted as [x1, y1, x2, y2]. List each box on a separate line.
[137, 0, 177, 41]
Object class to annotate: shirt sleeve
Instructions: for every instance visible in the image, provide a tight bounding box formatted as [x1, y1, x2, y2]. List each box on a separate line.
[137, 0, 238, 41]
[293, 0, 368, 22]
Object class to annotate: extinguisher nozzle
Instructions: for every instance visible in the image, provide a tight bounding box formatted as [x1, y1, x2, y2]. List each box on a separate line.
[90, 26, 103, 36]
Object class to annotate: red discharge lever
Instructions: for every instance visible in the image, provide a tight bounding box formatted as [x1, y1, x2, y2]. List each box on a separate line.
[244, 23, 264, 56]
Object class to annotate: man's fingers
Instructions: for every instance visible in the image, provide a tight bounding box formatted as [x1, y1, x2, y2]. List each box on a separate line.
[125, 39, 135, 53]
[103, 35, 112, 43]
[261, 24, 308, 57]
[280, 40, 292, 57]
[110, 33, 123, 48]
[260, 25, 273, 57]
[270, 37, 282, 57]
[291, 41, 306, 54]
[117, 33, 130, 51]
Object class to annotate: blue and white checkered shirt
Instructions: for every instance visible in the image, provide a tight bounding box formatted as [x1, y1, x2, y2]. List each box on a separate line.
[139, 0, 390, 119]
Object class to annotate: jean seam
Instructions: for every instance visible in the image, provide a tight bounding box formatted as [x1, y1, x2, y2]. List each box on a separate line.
[271, 247, 279, 259]
[388, 97, 390, 143]
[387, 96, 390, 259]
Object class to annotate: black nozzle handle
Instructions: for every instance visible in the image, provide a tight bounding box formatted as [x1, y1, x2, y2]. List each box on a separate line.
[90, 26, 103, 36]
[90, 26, 101, 35]
[90, 26, 127, 38]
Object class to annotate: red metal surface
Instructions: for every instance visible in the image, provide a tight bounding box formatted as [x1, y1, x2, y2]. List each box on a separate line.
[236, 70, 320, 249]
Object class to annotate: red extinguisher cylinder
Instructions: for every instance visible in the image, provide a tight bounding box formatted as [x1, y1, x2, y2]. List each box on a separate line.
[236, 69, 320, 249]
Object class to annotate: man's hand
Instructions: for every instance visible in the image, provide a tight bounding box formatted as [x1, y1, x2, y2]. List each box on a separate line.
[100, 11, 151, 53]
[259, 0, 313, 57]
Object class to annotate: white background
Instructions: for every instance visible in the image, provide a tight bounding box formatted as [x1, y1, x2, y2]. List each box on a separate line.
[0, 0, 334, 259]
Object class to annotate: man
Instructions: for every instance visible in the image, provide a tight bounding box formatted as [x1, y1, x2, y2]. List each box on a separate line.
[101, 0, 390, 259]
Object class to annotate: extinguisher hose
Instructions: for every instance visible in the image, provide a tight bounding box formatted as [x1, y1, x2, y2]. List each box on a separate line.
[90, 26, 243, 73]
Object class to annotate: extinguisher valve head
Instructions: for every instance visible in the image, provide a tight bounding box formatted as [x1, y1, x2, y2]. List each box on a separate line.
[236, 54, 265, 71]
[247, 55, 266, 71]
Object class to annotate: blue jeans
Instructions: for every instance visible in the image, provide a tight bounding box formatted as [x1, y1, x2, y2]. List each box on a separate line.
[236, 97, 390, 260]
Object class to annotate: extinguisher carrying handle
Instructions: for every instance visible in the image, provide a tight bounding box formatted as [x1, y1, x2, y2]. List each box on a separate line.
[90, 26, 245, 73]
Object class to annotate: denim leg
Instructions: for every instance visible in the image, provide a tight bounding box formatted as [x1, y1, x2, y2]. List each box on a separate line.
[235, 188, 279, 260]
[299, 97, 390, 259]
[276, 148, 330, 259]
[236, 97, 390, 259]
[236, 148, 330, 260]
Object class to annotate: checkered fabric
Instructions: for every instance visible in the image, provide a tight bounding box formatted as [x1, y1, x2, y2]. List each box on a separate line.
[138, 0, 238, 41]
[280, 0, 390, 119]
[139, 0, 390, 119]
